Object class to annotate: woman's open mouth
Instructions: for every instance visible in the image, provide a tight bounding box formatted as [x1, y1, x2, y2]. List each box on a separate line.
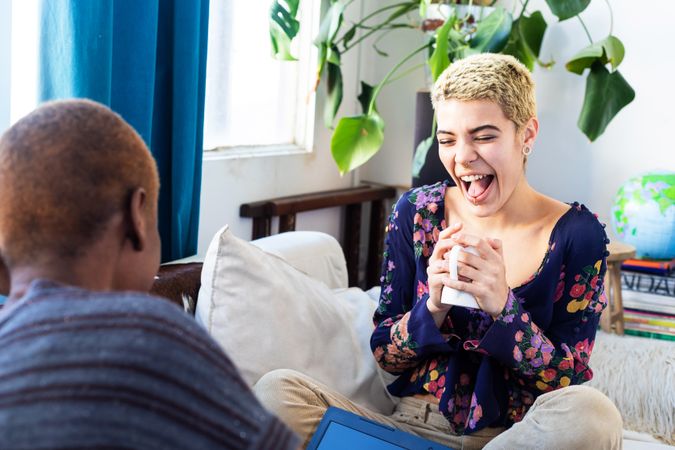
[459, 174, 495, 204]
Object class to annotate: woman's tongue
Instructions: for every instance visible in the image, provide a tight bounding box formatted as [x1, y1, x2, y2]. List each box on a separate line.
[467, 176, 492, 198]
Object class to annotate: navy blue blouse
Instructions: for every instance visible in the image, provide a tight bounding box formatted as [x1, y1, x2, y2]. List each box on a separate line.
[370, 181, 609, 434]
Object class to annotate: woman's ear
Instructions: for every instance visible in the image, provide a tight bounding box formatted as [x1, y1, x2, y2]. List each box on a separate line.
[523, 116, 539, 149]
[126, 188, 148, 252]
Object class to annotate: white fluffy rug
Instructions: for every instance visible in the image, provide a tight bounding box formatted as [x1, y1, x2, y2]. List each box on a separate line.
[587, 331, 675, 445]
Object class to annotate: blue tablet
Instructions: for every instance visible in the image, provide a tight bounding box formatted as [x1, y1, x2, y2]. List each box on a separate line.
[306, 407, 455, 450]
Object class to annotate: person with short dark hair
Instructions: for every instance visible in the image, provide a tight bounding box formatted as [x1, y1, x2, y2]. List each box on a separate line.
[0, 99, 299, 449]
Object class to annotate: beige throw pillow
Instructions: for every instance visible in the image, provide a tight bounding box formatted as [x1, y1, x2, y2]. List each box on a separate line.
[195, 225, 395, 414]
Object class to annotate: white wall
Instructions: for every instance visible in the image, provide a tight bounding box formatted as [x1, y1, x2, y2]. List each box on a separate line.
[357, 0, 675, 241]
[198, 123, 351, 254]
[526, 0, 675, 239]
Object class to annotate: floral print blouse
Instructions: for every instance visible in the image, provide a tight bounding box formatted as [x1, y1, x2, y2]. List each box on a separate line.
[371, 180, 610, 435]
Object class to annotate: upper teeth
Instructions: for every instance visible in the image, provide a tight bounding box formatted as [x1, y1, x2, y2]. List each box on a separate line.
[460, 174, 487, 182]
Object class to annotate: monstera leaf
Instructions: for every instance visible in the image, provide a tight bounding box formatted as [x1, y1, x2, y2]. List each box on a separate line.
[578, 62, 635, 141]
[322, 45, 344, 127]
[412, 125, 436, 178]
[331, 113, 385, 175]
[502, 11, 548, 71]
[545, 0, 591, 21]
[468, 6, 512, 54]
[314, 2, 345, 85]
[428, 13, 456, 82]
[357, 81, 377, 114]
[269, 0, 300, 60]
[566, 35, 625, 74]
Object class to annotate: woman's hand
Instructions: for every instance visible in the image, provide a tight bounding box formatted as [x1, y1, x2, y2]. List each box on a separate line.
[447, 232, 510, 319]
[425, 222, 463, 326]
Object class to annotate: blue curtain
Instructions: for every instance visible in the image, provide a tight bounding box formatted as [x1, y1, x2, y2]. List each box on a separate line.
[39, 0, 209, 262]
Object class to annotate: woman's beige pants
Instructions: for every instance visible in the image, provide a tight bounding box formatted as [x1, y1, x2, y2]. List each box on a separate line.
[253, 369, 623, 450]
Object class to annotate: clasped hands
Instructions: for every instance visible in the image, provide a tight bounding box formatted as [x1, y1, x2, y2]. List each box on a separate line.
[426, 222, 509, 320]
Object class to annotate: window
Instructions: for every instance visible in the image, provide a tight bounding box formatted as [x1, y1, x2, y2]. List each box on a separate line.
[0, 1, 10, 132]
[202, 0, 320, 157]
[3, 0, 319, 157]
[2, 0, 39, 128]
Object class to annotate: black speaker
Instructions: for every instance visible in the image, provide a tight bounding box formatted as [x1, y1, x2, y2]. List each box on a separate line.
[412, 90, 455, 188]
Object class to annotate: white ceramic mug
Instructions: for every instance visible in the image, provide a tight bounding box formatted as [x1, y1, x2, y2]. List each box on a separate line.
[440, 245, 480, 309]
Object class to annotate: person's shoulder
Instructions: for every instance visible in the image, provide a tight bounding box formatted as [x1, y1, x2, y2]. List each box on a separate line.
[561, 202, 606, 234]
[558, 202, 609, 256]
[5, 282, 201, 335]
[100, 290, 203, 330]
[109, 289, 185, 311]
[0, 283, 226, 370]
[395, 180, 449, 213]
[408, 180, 449, 205]
[388, 181, 449, 233]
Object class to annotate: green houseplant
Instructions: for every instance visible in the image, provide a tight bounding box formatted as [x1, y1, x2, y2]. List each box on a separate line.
[269, 0, 635, 175]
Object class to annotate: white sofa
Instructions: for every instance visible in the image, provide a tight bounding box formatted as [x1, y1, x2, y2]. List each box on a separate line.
[193, 227, 674, 449]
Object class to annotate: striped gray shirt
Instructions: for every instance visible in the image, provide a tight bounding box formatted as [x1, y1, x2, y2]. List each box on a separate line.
[0, 279, 299, 449]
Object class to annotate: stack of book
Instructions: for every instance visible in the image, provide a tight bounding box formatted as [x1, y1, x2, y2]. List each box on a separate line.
[620, 258, 675, 341]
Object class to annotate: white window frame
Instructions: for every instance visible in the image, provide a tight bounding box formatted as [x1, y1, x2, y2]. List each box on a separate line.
[204, 0, 321, 160]
[8, 0, 39, 127]
[0, 1, 12, 132]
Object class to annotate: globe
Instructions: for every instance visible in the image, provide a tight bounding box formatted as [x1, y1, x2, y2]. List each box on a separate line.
[611, 171, 675, 259]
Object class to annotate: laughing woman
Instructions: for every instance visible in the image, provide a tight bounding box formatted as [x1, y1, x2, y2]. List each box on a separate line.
[254, 54, 623, 450]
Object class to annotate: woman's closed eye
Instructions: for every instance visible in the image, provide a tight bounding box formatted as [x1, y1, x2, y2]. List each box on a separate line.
[474, 135, 496, 142]
[438, 135, 495, 145]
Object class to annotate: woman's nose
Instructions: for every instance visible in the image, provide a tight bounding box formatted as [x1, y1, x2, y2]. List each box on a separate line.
[454, 140, 478, 167]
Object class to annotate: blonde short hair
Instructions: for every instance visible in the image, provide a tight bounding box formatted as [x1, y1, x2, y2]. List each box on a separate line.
[431, 53, 536, 130]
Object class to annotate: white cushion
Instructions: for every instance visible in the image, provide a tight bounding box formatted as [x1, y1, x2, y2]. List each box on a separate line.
[250, 231, 348, 290]
[195, 225, 394, 414]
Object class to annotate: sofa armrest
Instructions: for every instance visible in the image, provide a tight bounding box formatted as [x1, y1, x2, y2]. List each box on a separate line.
[151, 262, 203, 313]
[251, 231, 348, 290]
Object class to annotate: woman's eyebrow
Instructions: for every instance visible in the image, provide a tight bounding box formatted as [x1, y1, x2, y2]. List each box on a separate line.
[469, 124, 501, 133]
[437, 124, 501, 135]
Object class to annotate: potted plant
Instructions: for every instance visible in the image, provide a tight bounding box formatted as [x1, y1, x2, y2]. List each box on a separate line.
[269, 0, 634, 177]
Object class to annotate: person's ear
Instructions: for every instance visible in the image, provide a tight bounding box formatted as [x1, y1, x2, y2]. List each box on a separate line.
[522, 117, 539, 149]
[126, 187, 148, 252]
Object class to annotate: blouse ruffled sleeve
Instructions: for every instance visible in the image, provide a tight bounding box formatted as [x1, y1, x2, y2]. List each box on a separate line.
[370, 192, 454, 375]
